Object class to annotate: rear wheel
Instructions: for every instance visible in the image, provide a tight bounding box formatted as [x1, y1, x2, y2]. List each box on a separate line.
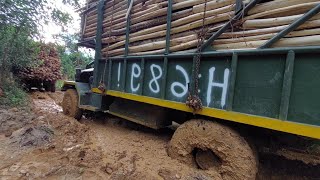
[50, 81, 56, 92]
[168, 120, 258, 180]
[43, 81, 50, 92]
[44, 81, 56, 92]
[62, 89, 83, 120]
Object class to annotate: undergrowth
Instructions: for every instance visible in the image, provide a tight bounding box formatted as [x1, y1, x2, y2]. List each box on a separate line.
[0, 81, 29, 107]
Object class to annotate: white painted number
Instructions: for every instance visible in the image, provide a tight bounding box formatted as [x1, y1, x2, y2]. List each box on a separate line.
[170, 65, 189, 98]
[127, 61, 230, 110]
[117, 62, 121, 87]
[149, 64, 162, 94]
[207, 67, 230, 108]
[130, 63, 141, 92]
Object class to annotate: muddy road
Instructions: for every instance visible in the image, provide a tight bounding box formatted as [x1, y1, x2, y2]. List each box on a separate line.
[0, 92, 319, 179]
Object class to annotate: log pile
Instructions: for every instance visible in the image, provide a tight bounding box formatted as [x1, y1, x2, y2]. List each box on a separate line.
[19, 43, 62, 82]
[81, 0, 320, 57]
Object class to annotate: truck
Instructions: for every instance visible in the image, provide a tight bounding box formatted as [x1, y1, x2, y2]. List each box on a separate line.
[61, 0, 320, 179]
[16, 43, 61, 92]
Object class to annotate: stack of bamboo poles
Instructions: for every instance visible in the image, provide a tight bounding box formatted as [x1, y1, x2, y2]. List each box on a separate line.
[19, 44, 62, 82]
[81, 0, 320, 57]
[214, 0, 320, 50]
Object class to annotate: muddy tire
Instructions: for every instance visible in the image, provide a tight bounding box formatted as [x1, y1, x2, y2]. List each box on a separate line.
[168, 120, 258, 180]
[62, 89, 82, 120]
[44, 81, 56, 92]
[50, 81, 56, 93]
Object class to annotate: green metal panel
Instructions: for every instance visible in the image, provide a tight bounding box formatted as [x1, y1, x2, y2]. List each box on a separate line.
[125, 60, 141, 94]
[198, 57, 231, 109]
[110, 60, 124, 91]
[142, 60, 164, 98]
[288, 53, 320, 126]
[105, 47, 320, 127]
[233, 55, 286, 118]
[166, 58, 193, 102]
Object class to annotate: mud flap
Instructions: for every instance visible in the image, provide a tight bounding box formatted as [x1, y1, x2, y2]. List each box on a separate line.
[108, 98, 172, 129]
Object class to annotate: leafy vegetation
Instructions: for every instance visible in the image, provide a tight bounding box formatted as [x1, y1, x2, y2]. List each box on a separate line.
[0, 0, 86, 107]
[57, 33, 93, 80]
[0, 81, 29, 107]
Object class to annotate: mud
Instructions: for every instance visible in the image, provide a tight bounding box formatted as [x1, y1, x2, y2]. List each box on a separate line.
[10, 125, 54, 147]
[0, 92, 105, 179]
[168, 120, 257, 180]
[0, 108, 36, 135]
[0, 91, 319, 179]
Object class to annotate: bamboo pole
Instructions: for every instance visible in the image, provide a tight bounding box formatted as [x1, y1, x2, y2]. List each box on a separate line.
[215, 28, 320, 44]
[102, 8, 193, 37]
[213, 35, 320, 50]
[248, 0, 320, 15]
[131, 11, 233, 37]
[101, 12, 231, 50]
[243, 13, 320, 29]
[245, 2, 320, 20]
[192, 0, 234, 13]
[221, 19, 320, 38]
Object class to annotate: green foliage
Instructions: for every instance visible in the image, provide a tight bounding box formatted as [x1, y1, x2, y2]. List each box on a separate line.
[0, 81, 28, 107]
[0, 0, 81, 88]
[59, 48, 93, 80]
[57, 33, 93, 80]
[0, 26, 39, 68]
[51, 9, 73, 27]
[0, 0, 85, 108]
[0, 0, 80, 35]
[55, 80, 64, 89]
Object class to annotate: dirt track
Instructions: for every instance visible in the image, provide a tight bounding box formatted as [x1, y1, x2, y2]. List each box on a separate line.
[0, 92, 319, 179]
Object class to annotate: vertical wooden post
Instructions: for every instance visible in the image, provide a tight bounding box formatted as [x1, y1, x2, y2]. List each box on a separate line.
[93, 0, 105, 87]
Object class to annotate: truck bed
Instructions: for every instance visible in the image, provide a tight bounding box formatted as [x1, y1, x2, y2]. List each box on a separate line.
[92, 46, 320, 139]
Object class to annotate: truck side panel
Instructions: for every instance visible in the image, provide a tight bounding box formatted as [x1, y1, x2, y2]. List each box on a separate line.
[92, 48, 320, 139]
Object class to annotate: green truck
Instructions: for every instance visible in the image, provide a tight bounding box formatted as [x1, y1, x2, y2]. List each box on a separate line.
[61, 0, 320, 179]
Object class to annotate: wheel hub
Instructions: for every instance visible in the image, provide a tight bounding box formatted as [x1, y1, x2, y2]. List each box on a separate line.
[195, 149, 222, 170]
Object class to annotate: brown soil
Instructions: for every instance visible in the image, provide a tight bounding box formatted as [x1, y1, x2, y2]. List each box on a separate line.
[0, 91, 319, 179]
[168, 120, 258, 180]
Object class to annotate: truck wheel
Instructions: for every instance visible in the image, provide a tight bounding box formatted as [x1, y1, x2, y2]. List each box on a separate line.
[168, 120, 258, 180]
[50, 81, 56, 92]
[43, 81, 50, 92]
[62, 89, 82, 120]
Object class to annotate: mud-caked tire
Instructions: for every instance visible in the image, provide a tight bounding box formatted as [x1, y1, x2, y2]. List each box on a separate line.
[168, 120, 258, 180]
[50, 81, 56, 93]
[62, 89, 83, 120]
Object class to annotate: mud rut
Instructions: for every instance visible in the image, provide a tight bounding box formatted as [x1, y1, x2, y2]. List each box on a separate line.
[0, 92, 319, 180]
